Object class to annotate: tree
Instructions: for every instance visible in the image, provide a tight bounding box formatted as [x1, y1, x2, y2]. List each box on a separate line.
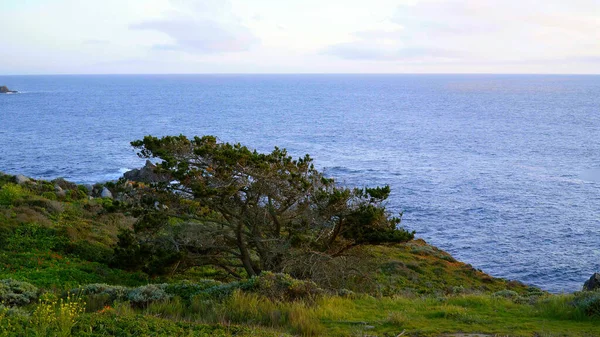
[115, 135, 414, 278]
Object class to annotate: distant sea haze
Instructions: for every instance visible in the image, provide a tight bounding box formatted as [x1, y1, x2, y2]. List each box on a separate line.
[1, 74, 599, 293]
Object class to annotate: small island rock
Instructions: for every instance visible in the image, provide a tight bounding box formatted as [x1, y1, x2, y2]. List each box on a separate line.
[583, 273, 600, 291]
[0, 86, 17, 94]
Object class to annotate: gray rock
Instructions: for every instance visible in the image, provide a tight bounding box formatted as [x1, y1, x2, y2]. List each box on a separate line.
[54, 185, 63, 192]
[583, 273, 600, 291]
[123, 160, 171, 183]
[100, 187, 113, 199]
[52, 178, 77, 191]
[14, 175, 30, 184]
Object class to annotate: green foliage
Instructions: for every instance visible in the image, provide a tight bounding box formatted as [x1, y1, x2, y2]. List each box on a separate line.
[72, 312, 279, 336]
[0, 250, 148, 289]
[253, 272, 322, 302]
[212, 290, 325, 336]
[0, 279, 38, 307]
[41, 191, 58, 201]
[573, 291, 600, 317]
[195, 278, 258, 301]
[112, 228, 184, 275]
[3, 223, 66, 252]
[127, 284, 171, 307]
[73, 283, 129, 302]
[493, 289, 521, 299]
[164, 280, 221, 302]
[124, 135, 414, 280]
[0, 184, 26, 206]
[192, 273, 322, 304]
[63, 241, 113, 264]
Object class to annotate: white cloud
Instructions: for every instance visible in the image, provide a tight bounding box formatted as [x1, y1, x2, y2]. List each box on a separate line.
[1, 0, 599, 74]
[130, 0, 258, 54]
[131, 18, 257, 53]
[323, 0, 600, 67]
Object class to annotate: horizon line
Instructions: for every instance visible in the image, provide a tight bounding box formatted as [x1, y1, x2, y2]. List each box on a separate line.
[2, 72, 600, 76]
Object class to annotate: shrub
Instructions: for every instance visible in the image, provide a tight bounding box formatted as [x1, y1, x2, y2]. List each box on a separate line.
[72, 283, 129, 302]
[4, 223, 67, 252]
[194, 279, 257, 301]
[0, 184, 26, 206]
[127, 284, 171, 307]
[493, 289, 520, 299]
[22, 197, 64, 215]
[573, 291, 600, 317]
[165, 280, 222, 302]
[194, 273, 322, 303]
[0, 279, 39, 306]
[65, 241, 113, 263]
[32, 294, 86, 337]
[41, 191, 58, 201]
[254, 272, 322, 302]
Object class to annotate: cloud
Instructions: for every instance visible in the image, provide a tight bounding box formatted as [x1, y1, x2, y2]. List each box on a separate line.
[130, 0, 258, 54]
[323, 0, 600, 65]
[130, 18, 257, 53]
[82, 39, 110, 45]
[324, 41, 461, 61]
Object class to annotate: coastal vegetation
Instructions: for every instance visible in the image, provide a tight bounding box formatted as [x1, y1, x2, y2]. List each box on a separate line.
[0, 136, 599, 336]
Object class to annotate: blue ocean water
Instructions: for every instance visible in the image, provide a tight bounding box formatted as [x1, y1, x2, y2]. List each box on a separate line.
[1, 74, 599, 292]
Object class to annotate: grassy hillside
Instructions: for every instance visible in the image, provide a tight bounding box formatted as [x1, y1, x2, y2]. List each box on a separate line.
[0, 173, 599, 336]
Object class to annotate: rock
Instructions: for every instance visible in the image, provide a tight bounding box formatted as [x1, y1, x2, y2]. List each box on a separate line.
[14, 174, 30, 185]
[54, 185, 63, 192]
[0, 86, 17, 94]
[583, 273, 600, 291]
[52, 178, 78, 191]
[123, 160, 171, 183]
[100, 187, 113, 199]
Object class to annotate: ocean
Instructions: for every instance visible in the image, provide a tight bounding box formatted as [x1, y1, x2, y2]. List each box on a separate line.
[1, 74, 599, 292]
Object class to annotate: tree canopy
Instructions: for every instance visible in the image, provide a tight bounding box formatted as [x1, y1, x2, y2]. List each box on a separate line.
[115, 135, 414, 279]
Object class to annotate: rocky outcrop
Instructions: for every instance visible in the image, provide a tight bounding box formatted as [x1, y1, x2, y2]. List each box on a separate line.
[583, 273, 600, 291]
[0, 86, 17, 94]
[14, 174, 30, 185]
[100, 187, 113, 199]
[123, 160, 171, 183]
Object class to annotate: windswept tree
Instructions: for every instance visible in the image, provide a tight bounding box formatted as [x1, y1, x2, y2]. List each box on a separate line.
[115, 135, 414, 278]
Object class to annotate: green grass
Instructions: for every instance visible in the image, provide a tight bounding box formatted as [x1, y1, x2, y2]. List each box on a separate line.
[4, 291, 596, 337]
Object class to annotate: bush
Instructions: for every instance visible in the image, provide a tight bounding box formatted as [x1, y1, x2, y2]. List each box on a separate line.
[65, 241, 113, 263]
[41, 191, 58, 201]
[0, 184, 26, 206]
[254, 272, 322, 302]
[72, 283, 129, 302]
[573, 291, 600, 317]
[165, 280, 222, 302]
[493, 289, 520, 299]
[127, 284, 171, 307]
[195, 279, 257, 301]
[194, 273, 323, 303]
[0, 279, 39, 306]
[4, 223, 67, 252]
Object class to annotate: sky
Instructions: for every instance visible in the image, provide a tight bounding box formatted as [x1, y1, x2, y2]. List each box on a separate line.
[1, 0, 599, 74]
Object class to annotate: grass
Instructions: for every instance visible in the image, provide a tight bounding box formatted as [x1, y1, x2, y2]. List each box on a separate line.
[3, 291, 597, 336]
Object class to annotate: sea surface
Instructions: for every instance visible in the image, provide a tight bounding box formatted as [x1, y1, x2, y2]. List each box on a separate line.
[1, 74, 599, 292]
